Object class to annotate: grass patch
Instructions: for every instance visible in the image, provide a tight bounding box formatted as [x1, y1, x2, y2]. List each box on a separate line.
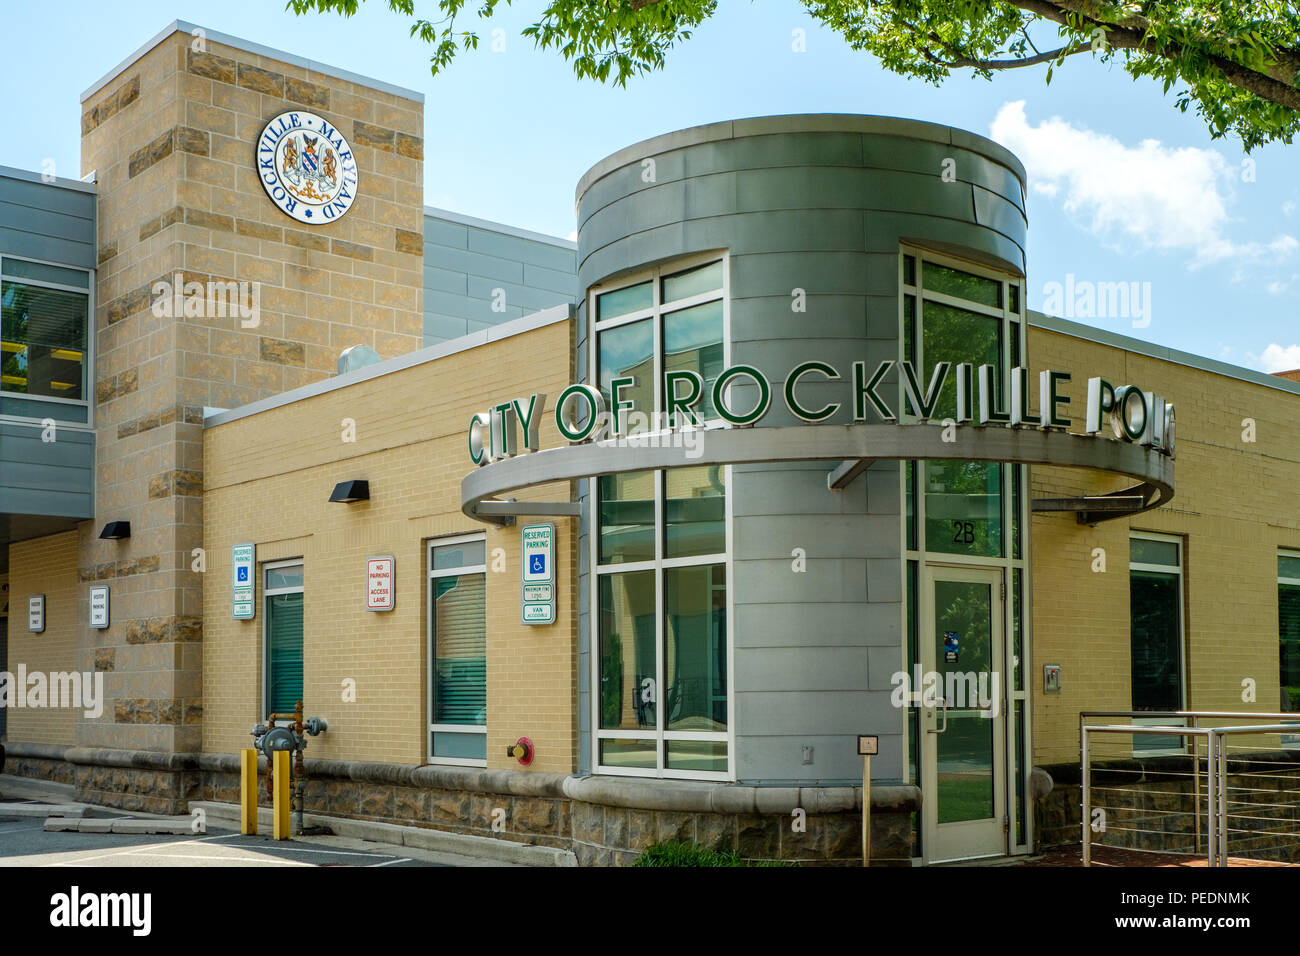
[633, 841, 792, 867]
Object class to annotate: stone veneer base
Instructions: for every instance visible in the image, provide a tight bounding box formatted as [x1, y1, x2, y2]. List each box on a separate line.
[3, 746, 921, 865]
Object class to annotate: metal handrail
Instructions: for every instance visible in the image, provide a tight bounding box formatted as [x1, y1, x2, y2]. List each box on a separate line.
[1081, 717, 1300, 867]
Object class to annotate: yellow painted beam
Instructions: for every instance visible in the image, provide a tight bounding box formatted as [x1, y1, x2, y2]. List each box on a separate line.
[272, 750, 291, 840]
[239, 749, 258, 836]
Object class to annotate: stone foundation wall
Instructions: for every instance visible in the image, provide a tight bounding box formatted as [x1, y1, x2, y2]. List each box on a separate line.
[1036, 755, 1300, 862]
[2, 743, 76, 786]
[567, 800, 913, 867]
[199, 758, 573, 850]
[7, 748, 921, 864]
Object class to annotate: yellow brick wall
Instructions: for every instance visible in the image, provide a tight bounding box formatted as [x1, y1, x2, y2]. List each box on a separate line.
[202, 318, 576, 771]
[5, 532, 82, 746]
[1028, 326, 1298, 765]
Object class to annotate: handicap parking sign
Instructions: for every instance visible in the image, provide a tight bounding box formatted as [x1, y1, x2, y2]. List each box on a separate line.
[237, 567, 249, 582]
[530, 554, 546, 575]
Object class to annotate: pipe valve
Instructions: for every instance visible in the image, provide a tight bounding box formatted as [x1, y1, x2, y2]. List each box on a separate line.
[506, 737, 534, 765]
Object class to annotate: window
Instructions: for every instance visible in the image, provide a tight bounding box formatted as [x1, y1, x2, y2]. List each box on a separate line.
[0, 256, 91, 424]
[1130, 533, 1184, 752]
[428, 535, 487, 765]
[263, 561, 304, 717]
[594, 256, 725, 435]
[900, 249, 1031, 853]
[900, 251, 1024, 560]
[1279, 553, 1300, 711]
[591, 255, 730, 779]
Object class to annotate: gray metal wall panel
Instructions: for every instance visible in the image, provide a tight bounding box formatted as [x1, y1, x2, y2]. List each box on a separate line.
[424, 213, 576, 347]
[427, 245, 525, 284]
[0, 423, 94, 520]
[733, 602, 888, 647]
[729, 295, 869, 341]
[466, 227, 577, 274]
[424, 217, 468, 249]
[523, 262, 580, 297]
[0, 176, 96, 219]
[574, 119, 1027, 784]
[424, 313, 470, 342]
[739, 730, 904, 784]
[731, 557, 868, 604]
[466, 275, 570, 314]
[0, 173, 96, 270]
[737, 690, 881, 735]
[423, 264, 469, 295]
[737, 647, 871, 691]
[730, 467, 868, 516]
[868, 211, 1025, 267]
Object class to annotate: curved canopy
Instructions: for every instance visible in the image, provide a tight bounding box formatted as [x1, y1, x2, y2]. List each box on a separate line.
[461, 423, 1174, 527]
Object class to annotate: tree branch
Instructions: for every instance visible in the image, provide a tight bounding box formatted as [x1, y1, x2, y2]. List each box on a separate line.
[923, 36, 1086, 70]
[1005, 0, 1300, 112]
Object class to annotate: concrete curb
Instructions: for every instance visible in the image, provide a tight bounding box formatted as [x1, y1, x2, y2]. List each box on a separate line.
[0, 803, 86, 819]
[190, 801, 577, 867]
[45, 817, 194, 834]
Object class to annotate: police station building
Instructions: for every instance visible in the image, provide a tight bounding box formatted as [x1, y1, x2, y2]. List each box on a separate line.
[3, 21, 1299, 866]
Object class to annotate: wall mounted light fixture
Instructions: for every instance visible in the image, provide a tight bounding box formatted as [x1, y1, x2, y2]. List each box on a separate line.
[329, 480, 370, 503]
[98, 521, 131, 539]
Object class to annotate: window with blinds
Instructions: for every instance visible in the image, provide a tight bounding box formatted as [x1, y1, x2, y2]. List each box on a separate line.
[433, 575, 486, 725]
[264, 562, 305, 718]
[1, 257, 92, 424]
[429, 536, 488, 763]
[266, 593, 304, 714]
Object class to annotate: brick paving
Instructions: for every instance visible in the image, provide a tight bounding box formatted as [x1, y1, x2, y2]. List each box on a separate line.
[1020, 845, 1295, 867]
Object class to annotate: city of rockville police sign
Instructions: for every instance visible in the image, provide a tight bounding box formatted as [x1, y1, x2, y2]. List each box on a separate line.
[257, 110, 358, 224]
[460, 358, 1177, 526]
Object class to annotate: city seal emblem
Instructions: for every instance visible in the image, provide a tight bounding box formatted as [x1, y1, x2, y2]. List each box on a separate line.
[257, 110, 358, 224]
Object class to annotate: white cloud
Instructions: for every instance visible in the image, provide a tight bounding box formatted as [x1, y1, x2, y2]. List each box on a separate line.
[1285, 200, 1297, 217]
[1255, 343, 1300, 373]
[990, 101, 1296, 267]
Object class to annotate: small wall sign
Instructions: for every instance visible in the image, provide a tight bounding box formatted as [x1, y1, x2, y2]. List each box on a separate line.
[28, 594, 45, 633]
[233, 543, 255, 620]
[366, 556, 395, 611]
[521, 522, 555, 625]
[89, 586, 110, 629]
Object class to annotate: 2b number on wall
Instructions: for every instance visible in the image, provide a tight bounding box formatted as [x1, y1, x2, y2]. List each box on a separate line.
[951, 520, 976, 545]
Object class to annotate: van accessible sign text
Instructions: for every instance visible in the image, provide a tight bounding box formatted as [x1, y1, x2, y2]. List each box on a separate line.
[467, 360, 1175, 466]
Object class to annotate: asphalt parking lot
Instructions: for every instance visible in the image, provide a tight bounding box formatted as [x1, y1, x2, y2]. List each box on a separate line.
[0, 809, 459, 867]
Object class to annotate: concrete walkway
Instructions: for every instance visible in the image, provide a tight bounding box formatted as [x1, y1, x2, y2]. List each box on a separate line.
[0, 774, 564, 867]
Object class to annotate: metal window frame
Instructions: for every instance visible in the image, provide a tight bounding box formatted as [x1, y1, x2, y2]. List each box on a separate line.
[427, 532, 489, 768]
[1128, 530, 1187, 754]
[898, 244, 1033, 861]
[0, 253, 95, 428]
[261, 558, 304, 720]
[588, 252, 736, 782]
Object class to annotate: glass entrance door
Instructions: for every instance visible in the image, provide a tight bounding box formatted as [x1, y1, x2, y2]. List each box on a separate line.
[921, 564, 1006, 862]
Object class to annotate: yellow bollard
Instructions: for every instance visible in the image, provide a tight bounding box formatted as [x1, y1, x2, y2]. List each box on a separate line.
[272, 750, 291, 840]
[240, 749, 259, 835]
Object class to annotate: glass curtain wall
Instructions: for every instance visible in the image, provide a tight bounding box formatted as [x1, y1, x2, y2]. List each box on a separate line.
[592, 256, 730, 779]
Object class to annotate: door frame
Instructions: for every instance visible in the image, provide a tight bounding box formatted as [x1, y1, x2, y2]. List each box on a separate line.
[920, 561, 1007, 863]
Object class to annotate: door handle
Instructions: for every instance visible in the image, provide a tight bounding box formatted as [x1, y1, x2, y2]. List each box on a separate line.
[928, 697, 949, 734]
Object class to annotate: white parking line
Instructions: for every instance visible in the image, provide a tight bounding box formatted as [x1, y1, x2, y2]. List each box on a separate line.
[368, 857, 412, 867]
[218, 844, 398, 858]
[134, 853, 314, 865]
[41, 832, 241, 866]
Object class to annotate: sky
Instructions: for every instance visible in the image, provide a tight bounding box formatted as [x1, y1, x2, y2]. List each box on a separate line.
[1, 0, 1297, 373]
